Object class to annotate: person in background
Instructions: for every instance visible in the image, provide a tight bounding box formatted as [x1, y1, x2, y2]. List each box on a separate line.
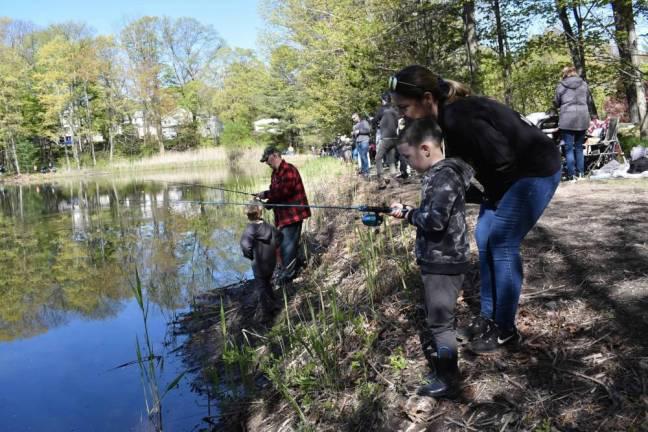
[554, 65, 592, 180]
[389, 118, 474, 398]
[374, 92, 400, 189]
[240, 202, 283, 318]
[256, 146, 311, 284]
[352, 112, 371, 176]
[389, 65, 561, 355]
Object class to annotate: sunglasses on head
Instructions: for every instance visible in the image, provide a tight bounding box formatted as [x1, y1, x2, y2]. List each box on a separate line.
[388, 76, 424, 93]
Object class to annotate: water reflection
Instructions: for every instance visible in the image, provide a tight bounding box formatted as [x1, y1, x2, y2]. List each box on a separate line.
[0, 174, 259, 431]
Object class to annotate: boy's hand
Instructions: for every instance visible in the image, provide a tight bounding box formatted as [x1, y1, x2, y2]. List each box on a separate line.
[255, 191, 268, 200]
[389, 202, 408, 219]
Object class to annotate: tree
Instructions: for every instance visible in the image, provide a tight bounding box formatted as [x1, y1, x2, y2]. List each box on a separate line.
[35, 36, 83, 170]
[611, 0, 647, 136]
[95, 35, 131, 161]
[463, 0, 482, 94]
[121, 17, 166, 154]
[160, 16, 224, 134]
[0, 45, 30, 174]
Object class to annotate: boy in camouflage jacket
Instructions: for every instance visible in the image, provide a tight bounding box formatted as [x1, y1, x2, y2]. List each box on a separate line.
[389, 118, 474, 399]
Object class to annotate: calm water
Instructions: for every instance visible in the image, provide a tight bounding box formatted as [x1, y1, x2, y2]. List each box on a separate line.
[0, 175, 259, 431]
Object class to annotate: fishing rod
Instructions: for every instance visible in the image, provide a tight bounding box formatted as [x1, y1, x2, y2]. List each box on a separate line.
[176, 199, 394, 227]
[142, 180, 256, 197]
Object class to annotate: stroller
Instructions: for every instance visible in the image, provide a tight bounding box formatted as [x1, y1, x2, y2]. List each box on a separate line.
[528, 112, 624, 177]
[583, 117, 625, 173]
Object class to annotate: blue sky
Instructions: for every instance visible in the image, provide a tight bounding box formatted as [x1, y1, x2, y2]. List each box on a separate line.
[1, 0, 263, 49]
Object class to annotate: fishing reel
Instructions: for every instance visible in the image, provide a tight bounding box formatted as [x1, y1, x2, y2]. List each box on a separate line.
[361, 212, 384, 227]
[358, 205, 392, 227]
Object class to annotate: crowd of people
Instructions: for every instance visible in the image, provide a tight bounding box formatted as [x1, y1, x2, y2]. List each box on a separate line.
[240, 63, 566, 399]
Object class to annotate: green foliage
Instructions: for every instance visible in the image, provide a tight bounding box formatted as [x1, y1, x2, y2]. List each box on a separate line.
[388, 347, 407, 371]
[15, 140, 40, 173]
[220, 120, 256, 148]
[533, 419, 553, 432]
[2, 3, 648, 170]
[618, 134, 648, 156]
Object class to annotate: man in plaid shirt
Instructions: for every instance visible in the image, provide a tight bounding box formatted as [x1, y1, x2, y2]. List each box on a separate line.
[257, 146, 311, 283]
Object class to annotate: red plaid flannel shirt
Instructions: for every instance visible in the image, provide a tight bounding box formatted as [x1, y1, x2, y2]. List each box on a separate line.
[265, 160, 311, 228]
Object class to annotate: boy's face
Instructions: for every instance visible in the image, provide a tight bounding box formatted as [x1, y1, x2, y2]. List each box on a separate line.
[397, 139, 442, 173]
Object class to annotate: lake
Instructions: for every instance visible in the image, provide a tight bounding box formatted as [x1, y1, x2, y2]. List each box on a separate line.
[0, 172, 263, 432]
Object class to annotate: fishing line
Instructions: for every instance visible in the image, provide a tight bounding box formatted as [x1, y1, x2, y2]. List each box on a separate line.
[142, 180, 257, 197]
[175, 199, 394, 227]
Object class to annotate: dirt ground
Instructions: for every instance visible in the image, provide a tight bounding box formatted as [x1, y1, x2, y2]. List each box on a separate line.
[177, 177, 648, 432]
[372, 177, 648, 432]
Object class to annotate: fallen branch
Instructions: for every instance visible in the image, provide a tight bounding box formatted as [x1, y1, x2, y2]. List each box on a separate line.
[553, 366, 616, 403]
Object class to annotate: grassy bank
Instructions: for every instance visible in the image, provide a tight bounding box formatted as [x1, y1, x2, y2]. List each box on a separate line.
[176, 175, 648, 431]
[0, 146, 306, 185]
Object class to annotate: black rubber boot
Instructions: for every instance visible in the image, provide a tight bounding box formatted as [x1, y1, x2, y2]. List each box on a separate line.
[417, 356, 459, 399]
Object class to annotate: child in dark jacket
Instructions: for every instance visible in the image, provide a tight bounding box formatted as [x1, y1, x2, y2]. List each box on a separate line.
[240, 202, 283, 316]
[389, 118, 474, 398]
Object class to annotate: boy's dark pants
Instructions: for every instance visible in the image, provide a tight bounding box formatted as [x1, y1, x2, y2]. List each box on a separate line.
[254, 276, 276, 311]
[421, 273, 464, 358]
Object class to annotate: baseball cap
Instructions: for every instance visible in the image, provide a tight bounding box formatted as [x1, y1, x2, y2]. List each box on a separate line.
[260, 146, 279, 162]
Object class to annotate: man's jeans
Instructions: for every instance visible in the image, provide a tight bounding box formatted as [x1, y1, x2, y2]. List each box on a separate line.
[357, 139, 369, 174]
[562, 130, 585, 177]
[280, 221, 302, 280]
[475, 170, 561, 330]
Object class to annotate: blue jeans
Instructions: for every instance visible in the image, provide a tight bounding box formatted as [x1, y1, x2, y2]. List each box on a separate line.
[562, 130, 585, 177]
[475, 170, 561, 330]
[357, 139, 369, 174]
[280, 221, 302, 280]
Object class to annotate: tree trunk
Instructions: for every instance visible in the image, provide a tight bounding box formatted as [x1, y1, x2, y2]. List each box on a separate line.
[611, 0, 647, 136]
[155, 111, 164, 154]
[63, 139, 71, 171]
[9, 134, 20, 175]
[556, 1, 597, 116]
[463, 0, 481, 94]
[83, 83, 96, 166]
[492, 0, 512, 106]
[109, 125, 115, 162]
[557, 1, 584, 74]
[69, 120, 81, 170]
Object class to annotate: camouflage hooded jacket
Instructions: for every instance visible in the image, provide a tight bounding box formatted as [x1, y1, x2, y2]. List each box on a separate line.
[405, 158, 474, 275]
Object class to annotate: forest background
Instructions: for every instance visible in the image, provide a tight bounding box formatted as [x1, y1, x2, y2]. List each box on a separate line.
[1, 0, 648, 175]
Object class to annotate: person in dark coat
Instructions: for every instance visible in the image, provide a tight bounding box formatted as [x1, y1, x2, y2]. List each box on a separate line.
[240, 202, 283, 315]
[389, 65, 561, 356]
[374, 92, 400, 188]
[554, 65, 592, 180]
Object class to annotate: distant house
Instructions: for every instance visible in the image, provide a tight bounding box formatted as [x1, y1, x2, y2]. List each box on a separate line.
[127, 108, 222, 140]
[253, 118, 281, 134]
[59, 115, 104, 145]
[58, 108, 221, 144]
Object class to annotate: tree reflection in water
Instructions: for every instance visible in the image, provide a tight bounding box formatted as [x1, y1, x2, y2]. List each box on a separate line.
[0, 175, 259, 430]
